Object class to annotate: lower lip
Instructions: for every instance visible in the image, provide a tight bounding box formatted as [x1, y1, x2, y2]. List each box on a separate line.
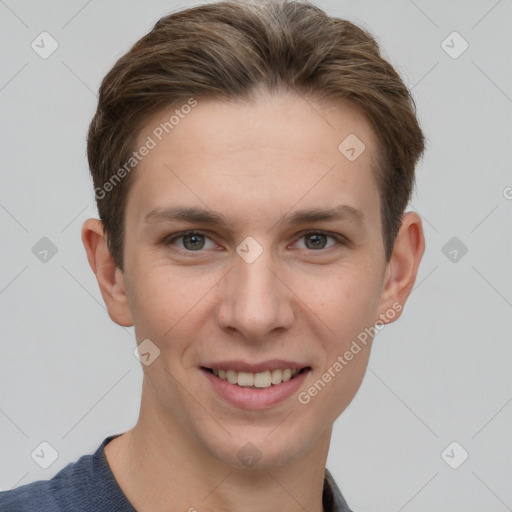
[201, 368, 310, 410]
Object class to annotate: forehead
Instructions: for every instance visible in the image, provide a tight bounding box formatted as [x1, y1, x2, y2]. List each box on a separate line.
[127, 92, 381, 228]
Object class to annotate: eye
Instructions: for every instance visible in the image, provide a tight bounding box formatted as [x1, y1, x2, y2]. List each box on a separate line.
[163, 229, 347, 255]
[164, 231, 218, 252]
[294, 231, 344, 251]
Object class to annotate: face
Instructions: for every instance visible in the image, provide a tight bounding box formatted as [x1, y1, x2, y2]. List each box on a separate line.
[107, 92, 404, 467]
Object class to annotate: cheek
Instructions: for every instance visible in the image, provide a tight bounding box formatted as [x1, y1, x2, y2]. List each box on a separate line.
[305, 264, 382, 342]
[299, 278, 377, 421]
[128, 266, 222, 365]
[128, 267, 192, 339]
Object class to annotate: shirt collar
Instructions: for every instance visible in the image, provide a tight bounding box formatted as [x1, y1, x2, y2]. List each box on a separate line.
[323, 468, 353, 512]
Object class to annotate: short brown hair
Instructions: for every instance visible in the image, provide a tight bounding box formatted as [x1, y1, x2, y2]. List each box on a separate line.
[87, 0, 424, 270]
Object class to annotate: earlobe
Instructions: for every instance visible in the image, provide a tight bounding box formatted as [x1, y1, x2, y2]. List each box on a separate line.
[81, 218, 134, 327]
[377, 212, 425, 324]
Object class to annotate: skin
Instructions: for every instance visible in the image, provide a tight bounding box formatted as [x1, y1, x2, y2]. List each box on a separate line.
[82, 90, 424, 512]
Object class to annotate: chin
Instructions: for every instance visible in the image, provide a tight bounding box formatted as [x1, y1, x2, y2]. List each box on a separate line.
[201, 422, 318, 470]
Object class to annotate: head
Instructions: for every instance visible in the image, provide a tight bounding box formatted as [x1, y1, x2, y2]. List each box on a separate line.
[83, 0, 425, 469]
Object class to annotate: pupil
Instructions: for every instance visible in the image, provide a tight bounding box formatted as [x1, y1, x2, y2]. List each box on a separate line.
[184, 233, 204, 250]
[306, 233, 326, 249]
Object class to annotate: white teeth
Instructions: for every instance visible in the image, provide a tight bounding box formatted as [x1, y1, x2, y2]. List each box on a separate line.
[211, 368, 302, 388]
[254, 371, 271, 388]
[271, 369, 283, 385]
[237, 371, 254, 387]
[226, 369, 238, 384]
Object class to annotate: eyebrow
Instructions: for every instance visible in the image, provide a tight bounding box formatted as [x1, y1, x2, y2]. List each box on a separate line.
[143, 204, 365, 228]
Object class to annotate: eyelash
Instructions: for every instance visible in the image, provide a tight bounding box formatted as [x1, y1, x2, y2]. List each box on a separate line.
[163, 230, 348, 255]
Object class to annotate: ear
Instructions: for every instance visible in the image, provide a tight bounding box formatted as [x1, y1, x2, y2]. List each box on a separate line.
[376, 212, 425, 325]
[81, 218, 133, 327]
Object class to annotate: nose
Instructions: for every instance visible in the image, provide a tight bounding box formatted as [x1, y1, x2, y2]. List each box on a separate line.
[216, 245, 295, 342]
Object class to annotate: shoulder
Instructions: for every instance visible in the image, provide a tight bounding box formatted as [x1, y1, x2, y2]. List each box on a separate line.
[0, 478, 64, 512]
[0, 435, 129, 512]
[0, 451, 95, 512]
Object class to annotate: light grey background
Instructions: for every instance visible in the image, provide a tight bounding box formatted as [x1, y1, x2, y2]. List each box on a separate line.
[1, 0, 511, 510]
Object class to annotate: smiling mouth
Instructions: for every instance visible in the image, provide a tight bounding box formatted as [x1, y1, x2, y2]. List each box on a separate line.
[201, 366, 311, 388]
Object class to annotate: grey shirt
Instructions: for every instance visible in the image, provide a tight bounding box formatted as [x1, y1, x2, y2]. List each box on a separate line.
[0, 434, 353, 511]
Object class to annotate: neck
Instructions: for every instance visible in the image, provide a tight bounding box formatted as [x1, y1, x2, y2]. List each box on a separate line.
[104, 379, 331, 512]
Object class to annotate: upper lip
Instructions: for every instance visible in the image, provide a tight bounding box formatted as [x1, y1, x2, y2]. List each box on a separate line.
[202, 360, 310, 373]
